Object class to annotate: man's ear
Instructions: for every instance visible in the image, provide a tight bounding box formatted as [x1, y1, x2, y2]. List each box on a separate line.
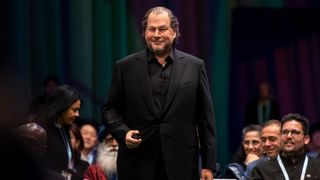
[304, 135, 310, 145]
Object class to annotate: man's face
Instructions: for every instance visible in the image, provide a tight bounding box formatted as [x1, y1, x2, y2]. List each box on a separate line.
[105, 134, 118, 152]
[281, 120, 310, 155]
[261, 124, 281, 158]
[144, 11, 176, 56]
[81, 124, 98, 151]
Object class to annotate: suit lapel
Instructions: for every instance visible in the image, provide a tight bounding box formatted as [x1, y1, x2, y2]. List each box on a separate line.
[133, 54, 157, 116]
[163, 50, 186, 114]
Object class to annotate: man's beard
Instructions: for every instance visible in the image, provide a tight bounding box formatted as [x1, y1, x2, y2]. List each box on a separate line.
[147, 41, 172, 57]
[97, 143, 118, 179]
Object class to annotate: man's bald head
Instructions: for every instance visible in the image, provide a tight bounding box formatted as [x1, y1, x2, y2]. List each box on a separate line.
[16, 122, 47, 154]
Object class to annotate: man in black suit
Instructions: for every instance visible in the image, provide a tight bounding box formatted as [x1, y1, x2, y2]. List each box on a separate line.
[101, 6, 216, 180]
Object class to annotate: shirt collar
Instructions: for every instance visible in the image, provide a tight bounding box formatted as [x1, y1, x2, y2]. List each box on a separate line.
[280, 151, 306, 164]
[147, 48, 174, 63]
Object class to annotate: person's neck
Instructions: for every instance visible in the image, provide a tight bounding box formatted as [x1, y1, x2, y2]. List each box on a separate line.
[82, 148, 92, 156]
[259, 98, 269, 104]
[282, 149, 305, 160]
[156, 57, 168, 67]
[57, 118, 63, 125]
[152, 48, 171, 65]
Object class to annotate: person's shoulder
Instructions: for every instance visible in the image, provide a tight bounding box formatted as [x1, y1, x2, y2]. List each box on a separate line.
[174, 49, 203, 63]
[117, 50, 145, 64]
[255, 157, 276, 169]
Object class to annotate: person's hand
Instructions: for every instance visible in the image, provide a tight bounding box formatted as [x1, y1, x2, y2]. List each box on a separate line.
[125, 130, 142, 149]
[201, 168, 214, 180]
[245, 153, 260, 164]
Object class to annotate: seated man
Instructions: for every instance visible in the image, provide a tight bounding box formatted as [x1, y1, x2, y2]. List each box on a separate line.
[80, 121, 99, 165]
[250, 113, 320, 179]
[260, 119, 281, 159]
[16, 122, 65, 180]
[96, 128, 119, 180]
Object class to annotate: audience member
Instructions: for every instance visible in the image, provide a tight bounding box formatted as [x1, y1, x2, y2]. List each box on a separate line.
[250, 113, 320, 179]
[35, 84, 82, 179]
[15, 122, 65, 180]
[97, 128, 119, 180]
[69, 123, 90, 179]
[261, 119, 281, 159]
[0, 122, 46, 180]
[242, 119, 281, 178]
[80, 121, 99, 165]
[30, 75, 60, 115]
[224, 124, 263, 179]
[245, 81, 280, 125]
[83, 165, 107, 180]
[307, 122, 320, 158]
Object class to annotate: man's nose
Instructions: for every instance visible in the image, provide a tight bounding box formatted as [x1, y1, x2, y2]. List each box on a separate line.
[111, 139, 118, 146]
[154, 29, 161, 36]
[265, 140, 271, 146]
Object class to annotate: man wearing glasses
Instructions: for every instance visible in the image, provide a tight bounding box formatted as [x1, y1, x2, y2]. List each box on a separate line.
[250, 113, 320, 179]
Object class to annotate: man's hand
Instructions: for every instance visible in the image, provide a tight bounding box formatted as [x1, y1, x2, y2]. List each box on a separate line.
[125, 130, 142, 149]
[201, 168, 214, 180]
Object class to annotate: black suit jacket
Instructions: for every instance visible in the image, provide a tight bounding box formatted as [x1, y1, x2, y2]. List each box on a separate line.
[101, 49, 216, 180]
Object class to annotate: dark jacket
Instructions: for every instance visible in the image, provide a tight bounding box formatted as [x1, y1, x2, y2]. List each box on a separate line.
[250, 153, 320, 179]
[101, 49, 216, 180]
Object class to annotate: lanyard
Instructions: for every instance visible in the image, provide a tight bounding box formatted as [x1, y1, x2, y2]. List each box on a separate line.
[58, 125, 73, 169]
[277, 154, 309, 180]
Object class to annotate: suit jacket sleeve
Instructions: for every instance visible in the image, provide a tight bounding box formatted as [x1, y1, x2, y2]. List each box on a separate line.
[249, 165, 264, 180]
[101, 62, 130, 148]
[197, 61, 217, 171]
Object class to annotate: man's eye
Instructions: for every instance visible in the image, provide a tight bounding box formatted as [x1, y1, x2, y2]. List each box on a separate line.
[269, 137, 277, 142]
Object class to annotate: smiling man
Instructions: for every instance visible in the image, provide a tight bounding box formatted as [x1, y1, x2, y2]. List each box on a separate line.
[101, 6, 216, 180]
[250, 113, 320, 179]
[261, 119, 281, 159]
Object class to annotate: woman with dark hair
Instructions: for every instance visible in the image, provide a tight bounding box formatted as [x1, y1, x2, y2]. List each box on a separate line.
[69, 123, 89, 179]
[35, 84, 82, 179]
[224, 124, 263, 179]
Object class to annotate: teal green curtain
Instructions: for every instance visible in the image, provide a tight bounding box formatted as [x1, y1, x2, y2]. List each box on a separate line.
[2, 0, 142, 124]
[3, 0, 232, 167]
[210, 0, 231, 168]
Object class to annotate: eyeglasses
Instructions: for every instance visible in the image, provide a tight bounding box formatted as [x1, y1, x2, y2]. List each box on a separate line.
[281, 130, 303, 137]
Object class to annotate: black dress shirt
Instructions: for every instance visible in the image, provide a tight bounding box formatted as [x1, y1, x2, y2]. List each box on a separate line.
[147, 51, 173, 117]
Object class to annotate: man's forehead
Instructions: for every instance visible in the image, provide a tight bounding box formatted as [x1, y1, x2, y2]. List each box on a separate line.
[262, 124, 280, 132]
[282, 120, 303, 128]
[106, 134, 114, 139]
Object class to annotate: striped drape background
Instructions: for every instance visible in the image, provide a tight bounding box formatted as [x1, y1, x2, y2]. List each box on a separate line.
[1, 0, 320, 168]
